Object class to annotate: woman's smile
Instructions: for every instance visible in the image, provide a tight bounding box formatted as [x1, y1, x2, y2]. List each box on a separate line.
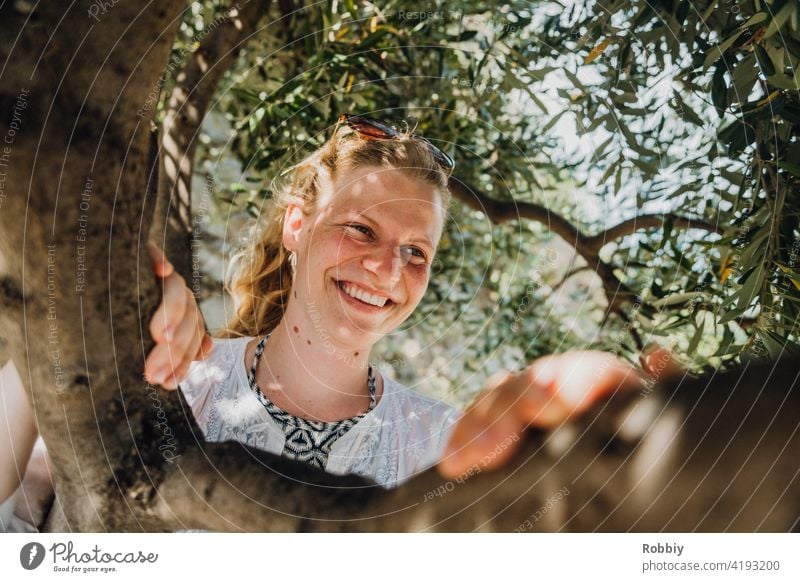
[334, 279, 395, 312]
[337, 279, 394, 306]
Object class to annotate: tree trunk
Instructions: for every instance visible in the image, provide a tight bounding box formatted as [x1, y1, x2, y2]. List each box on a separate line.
[1, 1, 798, 533]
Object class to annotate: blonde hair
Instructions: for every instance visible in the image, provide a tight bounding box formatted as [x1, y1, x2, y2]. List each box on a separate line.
[218, 124, 453, 338]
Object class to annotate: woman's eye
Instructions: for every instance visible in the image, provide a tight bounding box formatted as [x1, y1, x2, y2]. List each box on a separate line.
[346, 223, 372, 236]
[401, 246, 428, 264]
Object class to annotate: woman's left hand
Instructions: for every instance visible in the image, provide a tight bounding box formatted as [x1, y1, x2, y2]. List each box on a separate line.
[437, 350, 651, 479]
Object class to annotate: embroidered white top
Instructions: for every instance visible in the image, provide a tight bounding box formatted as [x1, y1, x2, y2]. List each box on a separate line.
[179, 336, 462, 488]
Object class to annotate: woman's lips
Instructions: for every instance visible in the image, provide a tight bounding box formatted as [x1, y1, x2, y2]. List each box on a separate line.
[335, 279, 393, 311]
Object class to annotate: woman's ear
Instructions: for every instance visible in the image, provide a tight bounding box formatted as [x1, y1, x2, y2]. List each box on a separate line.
[282, 201, 306, 252]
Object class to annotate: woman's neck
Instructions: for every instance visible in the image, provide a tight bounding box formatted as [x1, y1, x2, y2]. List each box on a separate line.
[248, 299, 383, 421]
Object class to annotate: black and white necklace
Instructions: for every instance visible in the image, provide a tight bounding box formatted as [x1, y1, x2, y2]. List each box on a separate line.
[246, 332, 377, 470]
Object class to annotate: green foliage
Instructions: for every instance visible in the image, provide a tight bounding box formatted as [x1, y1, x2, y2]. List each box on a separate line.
[551, 0, 800, 364]
[176, 0, 799, 400]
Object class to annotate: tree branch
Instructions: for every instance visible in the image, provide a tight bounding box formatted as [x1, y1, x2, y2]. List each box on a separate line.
[584, 214, 724, 249]
[150, 357, 800, 532]
[153, 0, 273, 279]
[447, 177, 643, 318]
[447, 177, 589, 249]
[551, 265, 593, 293]
[1, 0, 188, 530]
[448, 178, 722, 254]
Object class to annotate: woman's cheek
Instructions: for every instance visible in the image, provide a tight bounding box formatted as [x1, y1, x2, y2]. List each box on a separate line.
[321, 233, 357, 265]
[406, 264, 431, 302]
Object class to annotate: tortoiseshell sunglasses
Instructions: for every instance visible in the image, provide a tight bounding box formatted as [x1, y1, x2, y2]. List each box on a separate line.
[338, 113, 455, 172]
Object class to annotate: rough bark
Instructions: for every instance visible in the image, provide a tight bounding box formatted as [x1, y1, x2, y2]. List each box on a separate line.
[0, 0, 188, 531]
[0, 2, 798, 533]
[152, 357, 800, 532]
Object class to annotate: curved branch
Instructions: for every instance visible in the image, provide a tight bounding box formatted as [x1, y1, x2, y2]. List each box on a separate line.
[551, 265, 593, 293]
[584, 214, 724, 249]
[153, 0, 273, 279]
[447, 177, 590, 250]
[448, 178, 722, 254]
[447, 177, 643, 316]
[155, 440, 390, 532]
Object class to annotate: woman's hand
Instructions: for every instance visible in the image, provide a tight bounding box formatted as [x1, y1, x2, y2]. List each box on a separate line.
[144, 243, 213, 390]
[437, 348, 676, 479]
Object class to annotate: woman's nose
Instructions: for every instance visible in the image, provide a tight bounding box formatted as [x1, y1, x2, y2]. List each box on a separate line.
[362, 244, 402, 285]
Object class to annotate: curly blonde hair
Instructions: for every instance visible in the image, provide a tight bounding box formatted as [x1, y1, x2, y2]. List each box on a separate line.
[218, 123, 453, 338]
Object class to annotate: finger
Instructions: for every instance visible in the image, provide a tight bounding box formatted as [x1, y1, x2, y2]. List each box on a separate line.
[452, 368, 548, 443]
[145, 328, 199, 390]
[481, 361, 572, 428]
[157, 302, 204, 387]
[161, 356, 194, 390]
[439, 376, 530, 478]
[542, 352, 641, 413]
[462, 370, 516, 418]
[170, 298, 204, 355]
[589, 353, 645, 401]
[162, 334, 208, 390]
[143, 343, 179, 390]
[448, 372, 537, 441]
[148, 275, 189, 344]
[148, 242, 174, 279]
[640, 343, 682, 378]
[515, 356, 570, 421]
[160, 298, 210, 388]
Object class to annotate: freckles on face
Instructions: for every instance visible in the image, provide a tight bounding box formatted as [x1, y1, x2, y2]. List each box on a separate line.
[300, 165, 444, 333]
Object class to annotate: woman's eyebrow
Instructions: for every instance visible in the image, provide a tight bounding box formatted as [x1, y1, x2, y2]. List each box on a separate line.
[345, 210, 435, 249]
[408, 234, 435, 249]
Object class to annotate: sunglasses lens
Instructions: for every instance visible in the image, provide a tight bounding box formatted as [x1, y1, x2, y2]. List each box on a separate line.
[431, 147, 455, 171]
[345, 115, 397, 139]
[351, 123, 392, 139]
[416, 137, 455, 171]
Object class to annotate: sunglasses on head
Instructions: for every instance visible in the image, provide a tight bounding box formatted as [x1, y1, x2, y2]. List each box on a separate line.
[338, 113, 455, 172]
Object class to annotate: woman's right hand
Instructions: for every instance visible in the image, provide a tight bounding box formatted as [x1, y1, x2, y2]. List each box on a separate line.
[144, 243, 213, 390]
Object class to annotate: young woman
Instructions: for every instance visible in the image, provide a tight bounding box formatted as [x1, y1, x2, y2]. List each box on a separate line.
[2, 115, 651, 528]
[143, 115, 650, 486]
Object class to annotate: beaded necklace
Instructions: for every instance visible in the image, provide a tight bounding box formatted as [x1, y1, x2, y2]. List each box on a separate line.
[246, 333, 377, 469]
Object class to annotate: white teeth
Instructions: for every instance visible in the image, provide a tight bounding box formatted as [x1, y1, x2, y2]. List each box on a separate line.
[341, 282, 388, 307]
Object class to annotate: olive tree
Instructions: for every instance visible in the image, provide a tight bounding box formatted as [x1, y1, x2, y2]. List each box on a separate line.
[0, 0, 797, 532]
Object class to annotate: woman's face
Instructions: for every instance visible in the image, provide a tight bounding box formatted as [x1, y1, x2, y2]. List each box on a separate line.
[284, 164, 445, 346]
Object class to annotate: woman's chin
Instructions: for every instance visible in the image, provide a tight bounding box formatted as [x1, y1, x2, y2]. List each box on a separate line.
[331, 316, 386, 343]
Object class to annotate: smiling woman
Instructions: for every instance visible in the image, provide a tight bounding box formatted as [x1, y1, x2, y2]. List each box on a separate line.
[290, 163, 445, 346]
[1, 115, 653, 529]
[138, 115, 651, 489]
[173, 117, 463, 486]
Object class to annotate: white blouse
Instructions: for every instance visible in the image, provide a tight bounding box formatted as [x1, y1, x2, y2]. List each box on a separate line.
[179, 336, 462, 488]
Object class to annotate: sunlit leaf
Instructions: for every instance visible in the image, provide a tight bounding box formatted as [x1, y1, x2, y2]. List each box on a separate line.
[584, 37, 613, 64]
